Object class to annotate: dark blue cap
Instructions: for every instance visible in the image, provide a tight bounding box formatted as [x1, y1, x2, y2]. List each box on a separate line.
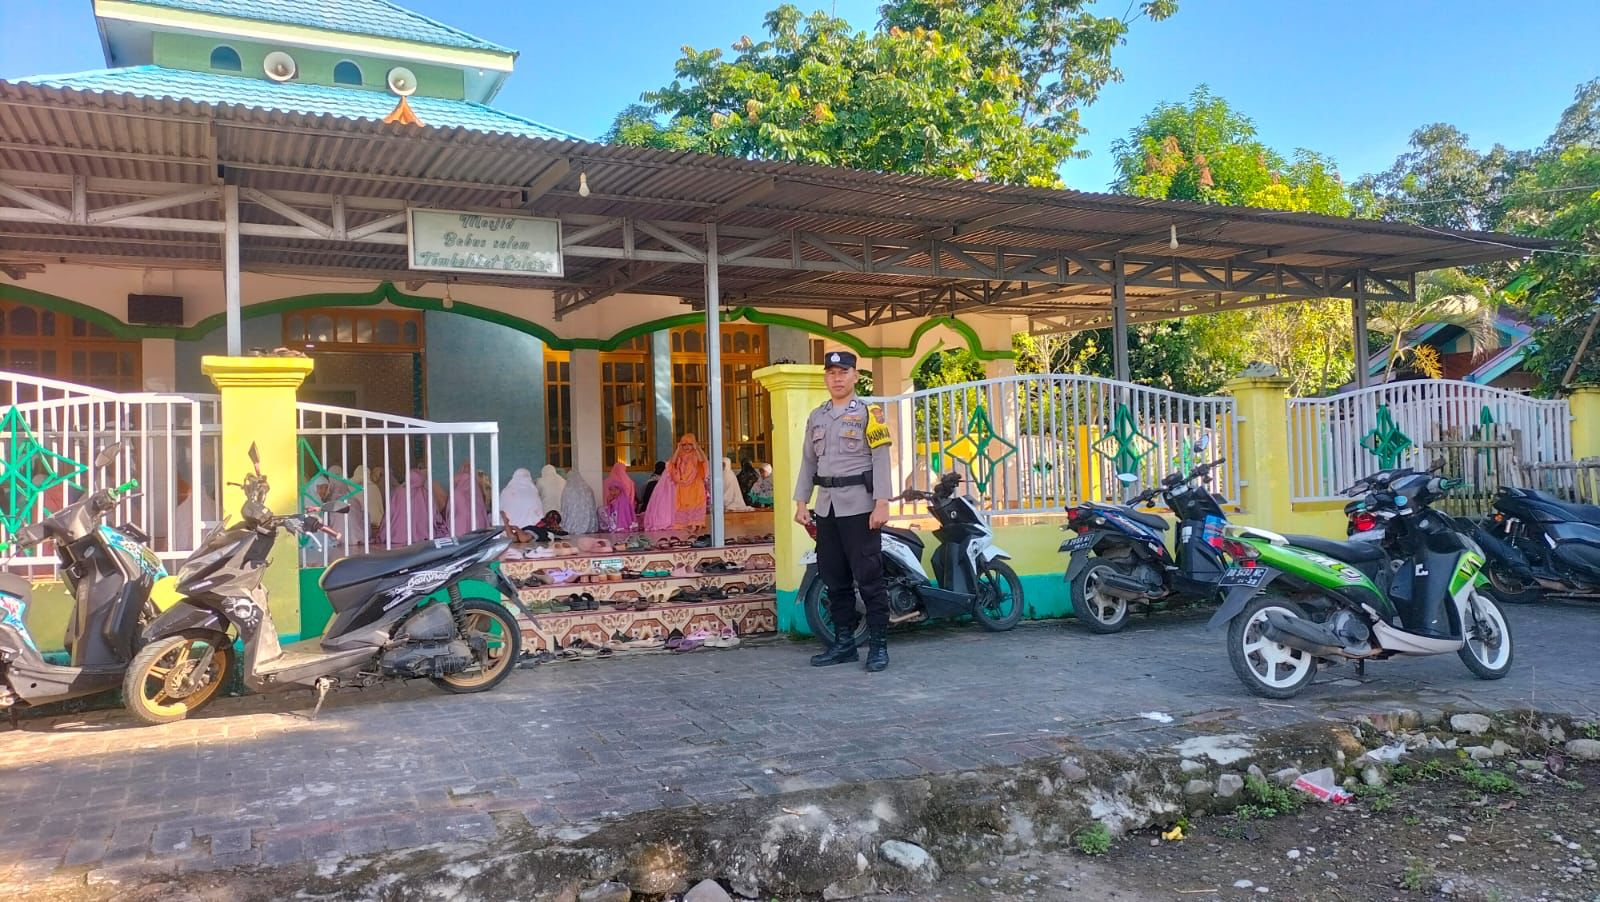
[823, 350, 858, 370]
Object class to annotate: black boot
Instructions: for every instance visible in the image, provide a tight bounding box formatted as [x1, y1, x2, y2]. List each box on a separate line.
[864, 629, 889, 673]
[810, 632, 858, 667]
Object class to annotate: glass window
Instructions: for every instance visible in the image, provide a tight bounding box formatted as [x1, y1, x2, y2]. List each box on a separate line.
[375, 318, 399, 344]
[601, 342, 652, 469]
[544, 349, 572, 469]
[669, 325, 771, 465]
[210, 46, 242, 72]
[0, 301, 141, 392]
[333, 61, 363, 85]
[310, 314, 334, 342]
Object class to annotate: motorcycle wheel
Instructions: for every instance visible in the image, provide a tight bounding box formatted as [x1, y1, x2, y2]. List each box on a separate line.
[1227, 595, 1317, 699]
[1071, 560, 1131, 634]
[122, 630, 235, 726]
[801, 573, 868, 647]
[432, 599, 522, 694]
[1458, 591, 1514, 680]
[973, 560, 1025, 631]
[1483, 565, 1542, 605]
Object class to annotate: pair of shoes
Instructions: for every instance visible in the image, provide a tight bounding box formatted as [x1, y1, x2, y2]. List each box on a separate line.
[564, 593, 598, 611]
[696, 559, 743, 574]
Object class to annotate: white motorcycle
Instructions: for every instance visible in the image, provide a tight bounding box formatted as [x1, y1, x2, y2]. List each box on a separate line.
[800, 472, 1024, 645]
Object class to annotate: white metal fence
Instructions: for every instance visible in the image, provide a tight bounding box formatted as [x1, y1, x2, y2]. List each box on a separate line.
[871, 374, 1239, 517]
[296, 402, 500, 567]
[0, 371, 222, 573]
[1287, 380, 1572, 502]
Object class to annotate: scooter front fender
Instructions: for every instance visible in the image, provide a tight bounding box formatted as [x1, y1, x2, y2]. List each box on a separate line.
[978, 544, 1010, 563]
[141, 599, 228, 643]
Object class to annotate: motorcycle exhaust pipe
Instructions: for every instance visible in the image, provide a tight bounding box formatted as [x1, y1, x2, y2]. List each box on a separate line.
[1094, 571, 1154, 600]
[1261, 611, 1377, 659]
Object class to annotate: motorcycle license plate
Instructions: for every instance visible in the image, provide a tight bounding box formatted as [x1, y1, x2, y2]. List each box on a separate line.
[1219, 567, 1268, 588]
[1061, 535, 1095, 553]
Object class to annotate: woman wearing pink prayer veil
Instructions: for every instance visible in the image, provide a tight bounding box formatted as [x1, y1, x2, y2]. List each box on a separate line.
[642, 433, 708, 532]
[445, 460, 490, 536]
[602, 462, 637, 532]
[384, 466, 440, 546]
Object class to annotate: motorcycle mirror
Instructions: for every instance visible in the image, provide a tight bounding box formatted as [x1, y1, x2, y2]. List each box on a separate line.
[1116, 472, 1139, 485]
[247, 442, 262, 474]
[1194, 434, 1210, 452]
[93, 438, 130, 470]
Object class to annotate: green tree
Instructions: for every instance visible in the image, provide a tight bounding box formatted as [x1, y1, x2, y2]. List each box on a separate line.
[1360, 79, 1600, 392]
[1102, 86, 1355, 394]
[609, 1, 1176, 184]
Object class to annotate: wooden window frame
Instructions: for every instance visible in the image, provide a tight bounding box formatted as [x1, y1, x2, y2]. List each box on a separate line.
[544, 348, 572, 470]
[601, 336, 653, 470]
[0, 301, 142, 392]
[670, 325, 771, 466]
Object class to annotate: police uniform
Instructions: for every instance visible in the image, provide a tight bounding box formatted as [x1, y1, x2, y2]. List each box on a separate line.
[795, 351, 894, 645]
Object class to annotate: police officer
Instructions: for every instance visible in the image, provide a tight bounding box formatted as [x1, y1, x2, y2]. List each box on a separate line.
[795, 350, 894, 672]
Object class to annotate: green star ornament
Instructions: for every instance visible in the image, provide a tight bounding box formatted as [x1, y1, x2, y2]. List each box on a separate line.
[941, 403, 1017, 493]
[1093, 403, 1156, 480]
[298, 439, 362, 513]
[1360, 403, 1414, 469]
[0, 405, 87, 536]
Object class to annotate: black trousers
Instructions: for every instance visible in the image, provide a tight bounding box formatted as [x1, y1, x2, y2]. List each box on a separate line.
[815, 511, 889, 634]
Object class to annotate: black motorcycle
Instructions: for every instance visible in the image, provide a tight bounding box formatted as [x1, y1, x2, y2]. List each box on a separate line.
[0, 441, 159, 717]
[126, 445, 525, 725]
[1472, 485, 1600, 604]
[1060, 441, 1230, 633]
[801, 471, 1024, 645]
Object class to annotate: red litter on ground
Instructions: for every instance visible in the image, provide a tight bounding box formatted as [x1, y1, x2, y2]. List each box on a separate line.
[1292, 767, 1354, 804]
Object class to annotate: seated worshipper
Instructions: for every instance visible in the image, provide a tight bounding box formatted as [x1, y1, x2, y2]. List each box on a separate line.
[637, 460, 666, 514]
[560, 470, 600, 536]
[445, 459, 490, 536]
[602, 462, 638, 532]
[499, 468, 545, 535]
[353, 465, 386, 533]
[749, 463, 774, 508]
[737, 458, 759, 505]
[318, 465, 366, 546]
[642, 434, 708, 531]
[536, 464, 567, 513]
[384, 466, 444, 546]
[721, 458, 753, 511]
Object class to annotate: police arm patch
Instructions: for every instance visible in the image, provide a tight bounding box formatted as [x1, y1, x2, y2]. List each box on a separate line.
[866, 405, 892, 449]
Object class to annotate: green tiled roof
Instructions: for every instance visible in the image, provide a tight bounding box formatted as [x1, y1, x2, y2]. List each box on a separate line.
[20, 66, 578, 139]
[115, 0, 513, 54]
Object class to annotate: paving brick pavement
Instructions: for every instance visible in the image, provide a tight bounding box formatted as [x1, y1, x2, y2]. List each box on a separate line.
[2, 601, 1596, 880]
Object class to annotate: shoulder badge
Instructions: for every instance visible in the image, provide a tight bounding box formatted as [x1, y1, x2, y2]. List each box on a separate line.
[865, 404, 892, 449]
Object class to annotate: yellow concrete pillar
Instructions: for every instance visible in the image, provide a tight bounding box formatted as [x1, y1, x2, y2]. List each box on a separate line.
[754, 363, 829, 633]
[1568, 385, 1600, 460]
[1224, 374, 1295, 535]
[203, 355, 314, 640]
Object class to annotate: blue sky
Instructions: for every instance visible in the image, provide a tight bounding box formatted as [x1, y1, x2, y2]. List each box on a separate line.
[3, 0, 1597, 191]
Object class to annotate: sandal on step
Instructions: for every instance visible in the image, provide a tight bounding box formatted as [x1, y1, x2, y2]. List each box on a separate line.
[706, 627, 741, 649]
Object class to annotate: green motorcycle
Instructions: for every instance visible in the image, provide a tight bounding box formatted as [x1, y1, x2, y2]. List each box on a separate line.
[1208, 468, 1513, 699]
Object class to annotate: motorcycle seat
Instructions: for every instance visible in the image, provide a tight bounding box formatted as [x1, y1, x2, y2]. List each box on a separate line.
[320, 528, 503, 591]
[1285, 534, 1387, 566]
[1121, 509, 1171, 531]
[1515, 489, 1600, 525]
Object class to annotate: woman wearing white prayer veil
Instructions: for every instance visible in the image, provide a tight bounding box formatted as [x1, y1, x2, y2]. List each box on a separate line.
[499, 468, 544, 529]
[352, 465, 385, 530]
[721, 458, 753, 511]
[536, 465, 566, 515]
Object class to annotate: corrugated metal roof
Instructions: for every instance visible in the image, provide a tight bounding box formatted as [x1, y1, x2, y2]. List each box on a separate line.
[17, 66, 576, 140]
[109, 0, 514, 54]
[0, 77, 1554, 326]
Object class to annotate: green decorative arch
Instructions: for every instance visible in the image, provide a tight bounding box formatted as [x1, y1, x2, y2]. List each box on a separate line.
[0, 280, 1013, 360]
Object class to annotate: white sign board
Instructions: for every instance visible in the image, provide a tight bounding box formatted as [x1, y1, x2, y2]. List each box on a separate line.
[407, 209, 563, 277]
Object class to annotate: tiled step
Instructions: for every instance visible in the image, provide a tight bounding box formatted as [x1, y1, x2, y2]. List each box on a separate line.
[516, 595, 778, 653]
